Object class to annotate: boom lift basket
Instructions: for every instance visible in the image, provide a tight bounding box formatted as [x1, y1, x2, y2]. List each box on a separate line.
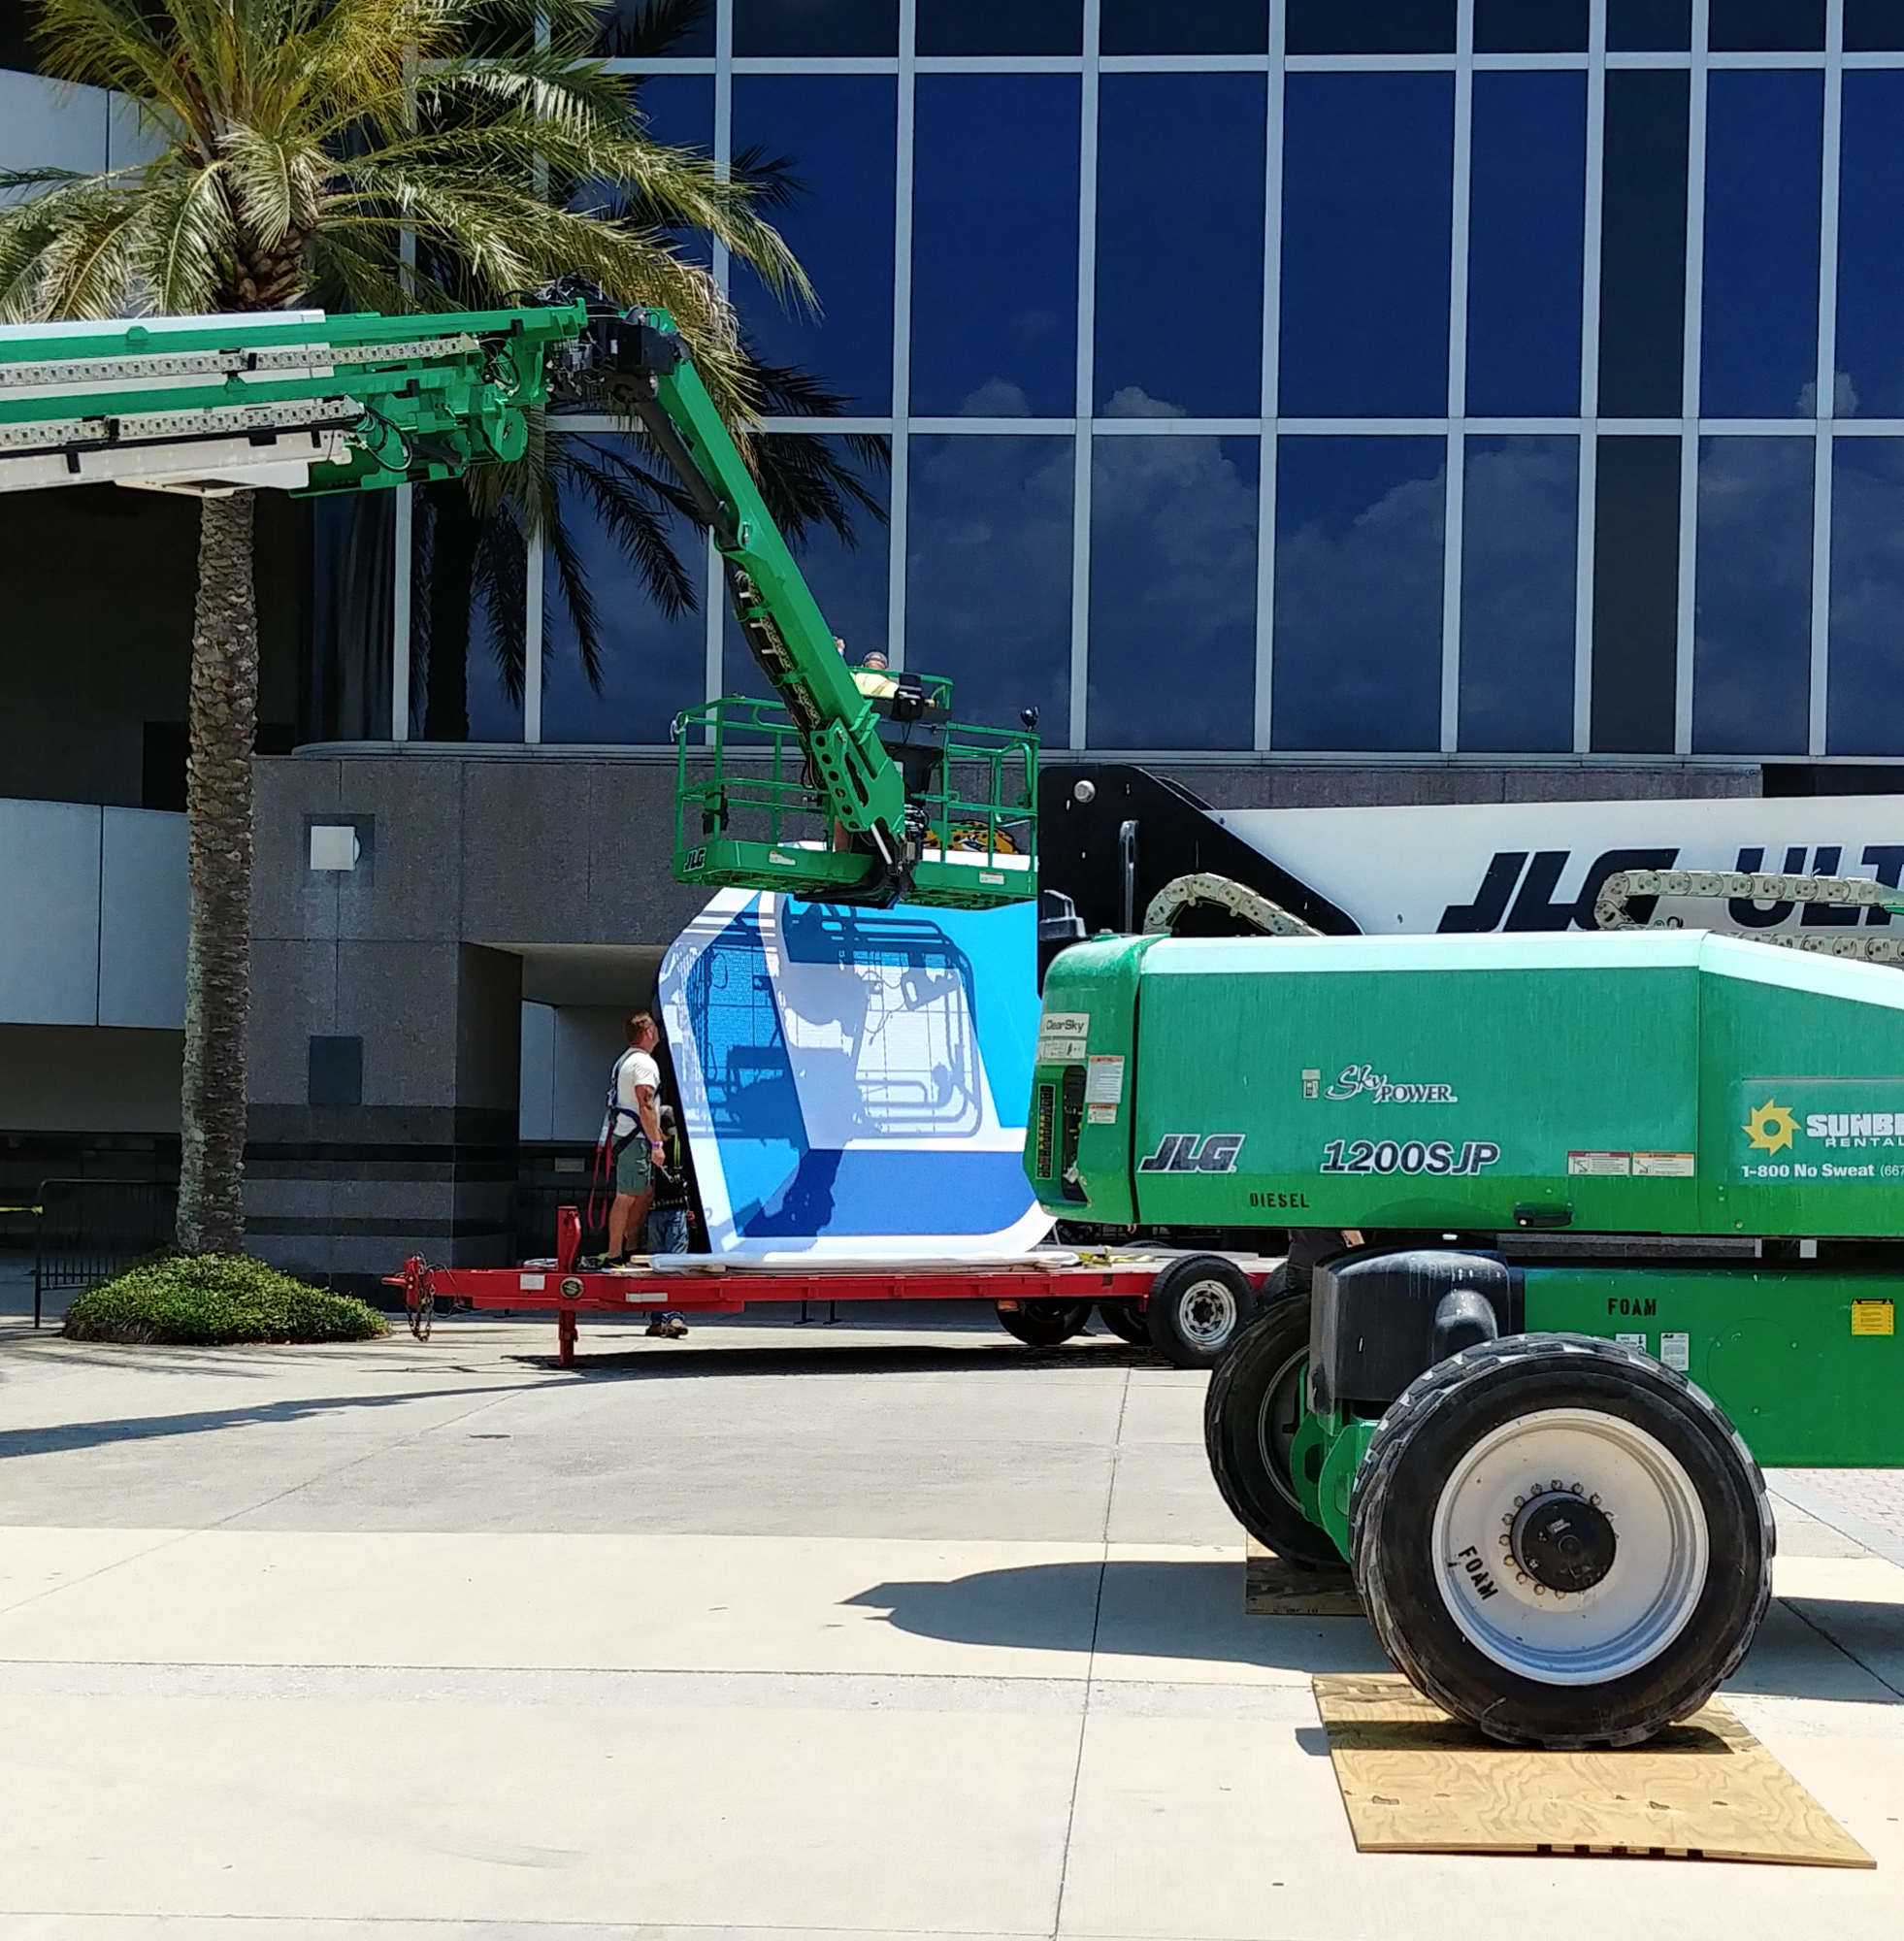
[673, 695, 1037, 911]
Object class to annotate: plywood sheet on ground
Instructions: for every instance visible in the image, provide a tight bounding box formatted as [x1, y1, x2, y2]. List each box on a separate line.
[1245, 1537, 1360, 1616]
[1313, 1672, 1873, 1867]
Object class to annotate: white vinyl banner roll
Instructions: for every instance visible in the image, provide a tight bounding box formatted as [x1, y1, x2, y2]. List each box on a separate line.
[1212, 796, 1904, 938]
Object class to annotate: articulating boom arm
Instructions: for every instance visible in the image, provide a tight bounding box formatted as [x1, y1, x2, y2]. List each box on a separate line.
[565, 298, 1035, 910]
[573, 304, 910, 874]
[0, 290, 1034, 908]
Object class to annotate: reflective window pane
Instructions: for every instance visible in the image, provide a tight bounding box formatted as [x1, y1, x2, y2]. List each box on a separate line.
[310, 495, 394, 742]
[1828, 440, 1904, 756]
[1706, 0, 1824, 49]
[412, 484, 522, 742]
[1691, 437, 1813, 755]
[596, 76, 717, 282]
[1598, 70, 1690, 419]
[907, 435, 1073, 743]
[1280, 74, 1454, 419]
[1608, 0, 1691, 48]
[734, 0, 897, 55]
[1272, 436, 1445, 753]
[1475, 0, 1588, 49]
[636, 74, 715, 148]
[1701, 71, 1822, 420]
[543, 435, 705, 744]
[1286, 0, 1454, 53]
[917, 0, 1080, 53]
[1846, 0, 1904, 50]
[1590, 436, 1681, 753]
[1095, 75, 1265, 419]
[732, 77, 897, 414]
[1100, 0, 1268, 54]
[723, 440, 892, 701]
[911, 76, 1079, 419]
[1836, 72, 1904, 420]
[1465, 72, 1586, 417]
[596, 0, 715, 54]
[1089, 436, 1258, 749]
[1460, 437, 1578, 755]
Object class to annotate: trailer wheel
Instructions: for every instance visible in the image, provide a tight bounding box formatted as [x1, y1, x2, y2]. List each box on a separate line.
[1352, 1332, 1773, 1749]
[1202, 1295, 1343, 1568]
[1146, 1254, 1257, 1368]
[996, 1299, 1093, 1348]
[1098, 1300, 1150, 1346]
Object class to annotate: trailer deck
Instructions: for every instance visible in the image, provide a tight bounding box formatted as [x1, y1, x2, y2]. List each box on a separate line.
[386, 1223, 1257, 1365]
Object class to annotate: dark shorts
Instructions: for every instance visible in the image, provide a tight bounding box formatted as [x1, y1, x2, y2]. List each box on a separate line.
[614, 1140, 654, 1195]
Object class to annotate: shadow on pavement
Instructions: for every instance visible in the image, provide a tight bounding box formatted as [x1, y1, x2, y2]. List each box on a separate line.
[848, 1560, 1904, 1697]
[1763, 1596, 1904, 1701]
[512, 1340, 1160, 1379]
[0, 1386, 524, 1461]
[845, 1559, 1387, 1674]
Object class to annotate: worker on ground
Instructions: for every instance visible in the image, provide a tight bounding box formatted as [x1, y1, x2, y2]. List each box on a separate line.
[604, 1012, 666, 1265]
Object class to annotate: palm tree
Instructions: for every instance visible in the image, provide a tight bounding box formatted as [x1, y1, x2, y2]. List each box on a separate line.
[0, 0, 806, 1255]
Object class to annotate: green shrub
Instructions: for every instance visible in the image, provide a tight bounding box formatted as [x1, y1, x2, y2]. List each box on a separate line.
[63, 1254, 388, 1346]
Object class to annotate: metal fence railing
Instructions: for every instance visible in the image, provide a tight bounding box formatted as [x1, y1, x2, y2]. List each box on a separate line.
[33, 1177, 177, 1328]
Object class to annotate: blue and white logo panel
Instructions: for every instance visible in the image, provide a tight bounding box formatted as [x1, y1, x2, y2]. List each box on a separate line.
[659, 890, 1051, 1259]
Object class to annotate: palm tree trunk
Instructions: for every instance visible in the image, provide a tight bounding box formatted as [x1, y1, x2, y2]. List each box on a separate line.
[177, 489, 259, 1256]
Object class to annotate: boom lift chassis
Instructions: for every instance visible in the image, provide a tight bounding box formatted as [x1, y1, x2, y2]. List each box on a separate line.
[1033, 872, 1904, 1750]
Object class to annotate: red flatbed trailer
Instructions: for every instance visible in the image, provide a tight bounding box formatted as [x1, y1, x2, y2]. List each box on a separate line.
[387, 1207, 1279, 1367]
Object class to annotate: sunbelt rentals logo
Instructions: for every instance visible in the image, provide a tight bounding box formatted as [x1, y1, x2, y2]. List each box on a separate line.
[1736, 1079, 1904, 1184]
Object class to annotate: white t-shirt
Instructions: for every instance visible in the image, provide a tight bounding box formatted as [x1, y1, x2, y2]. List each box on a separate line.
[607, 1048, 660, 1142]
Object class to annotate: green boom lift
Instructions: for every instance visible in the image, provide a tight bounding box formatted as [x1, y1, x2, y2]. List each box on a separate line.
[0, 292, 1035, 911]
[1029, 912, 1904, 1749]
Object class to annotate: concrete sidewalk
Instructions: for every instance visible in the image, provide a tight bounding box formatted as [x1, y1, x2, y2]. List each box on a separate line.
[0, 1311, 1899, 1940]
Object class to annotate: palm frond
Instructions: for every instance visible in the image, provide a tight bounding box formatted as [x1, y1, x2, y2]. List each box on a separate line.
[132, 155, 233, 313]
[32, 185, 148, 317]
[31, 0, 203, 129]
[221, 124, 325, 254]
[545, 502, 607, 690]
[470, 504, 529, 704]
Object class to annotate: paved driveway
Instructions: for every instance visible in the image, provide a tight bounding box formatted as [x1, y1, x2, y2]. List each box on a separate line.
[0, 1303, 1899, 1940]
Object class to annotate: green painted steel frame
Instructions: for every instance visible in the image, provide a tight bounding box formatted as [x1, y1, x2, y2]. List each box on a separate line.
[1525, 1266, 1903, 1467]
[672, 695, 1036, 909]
[0, 302, 588, 493]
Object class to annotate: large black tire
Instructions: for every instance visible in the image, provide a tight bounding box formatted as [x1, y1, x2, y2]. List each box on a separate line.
[1352, 1332, 1773, 1750]
[1098, 1300, 1150, 1346]
[1202, 1295, 1344, 1568]
[996, 1299, 1093, 1348]
[1146, 1254, 1258, 1369]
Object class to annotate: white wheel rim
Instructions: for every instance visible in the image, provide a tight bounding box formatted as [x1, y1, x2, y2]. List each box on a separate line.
[1178, 1279, 1238, 1347]
[1428, 1407, 1709, 1686]
[1254, 1346, 1308, 1512]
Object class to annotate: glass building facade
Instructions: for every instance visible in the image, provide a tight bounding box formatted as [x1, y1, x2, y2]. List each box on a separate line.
[369, 0, 1904, 762]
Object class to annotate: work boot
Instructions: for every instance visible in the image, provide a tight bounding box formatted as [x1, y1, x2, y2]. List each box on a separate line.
[646, 1316, 689, 1339]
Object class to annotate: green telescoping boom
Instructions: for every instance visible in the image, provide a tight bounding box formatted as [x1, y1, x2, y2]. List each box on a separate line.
[0, 293, 1034, 910]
